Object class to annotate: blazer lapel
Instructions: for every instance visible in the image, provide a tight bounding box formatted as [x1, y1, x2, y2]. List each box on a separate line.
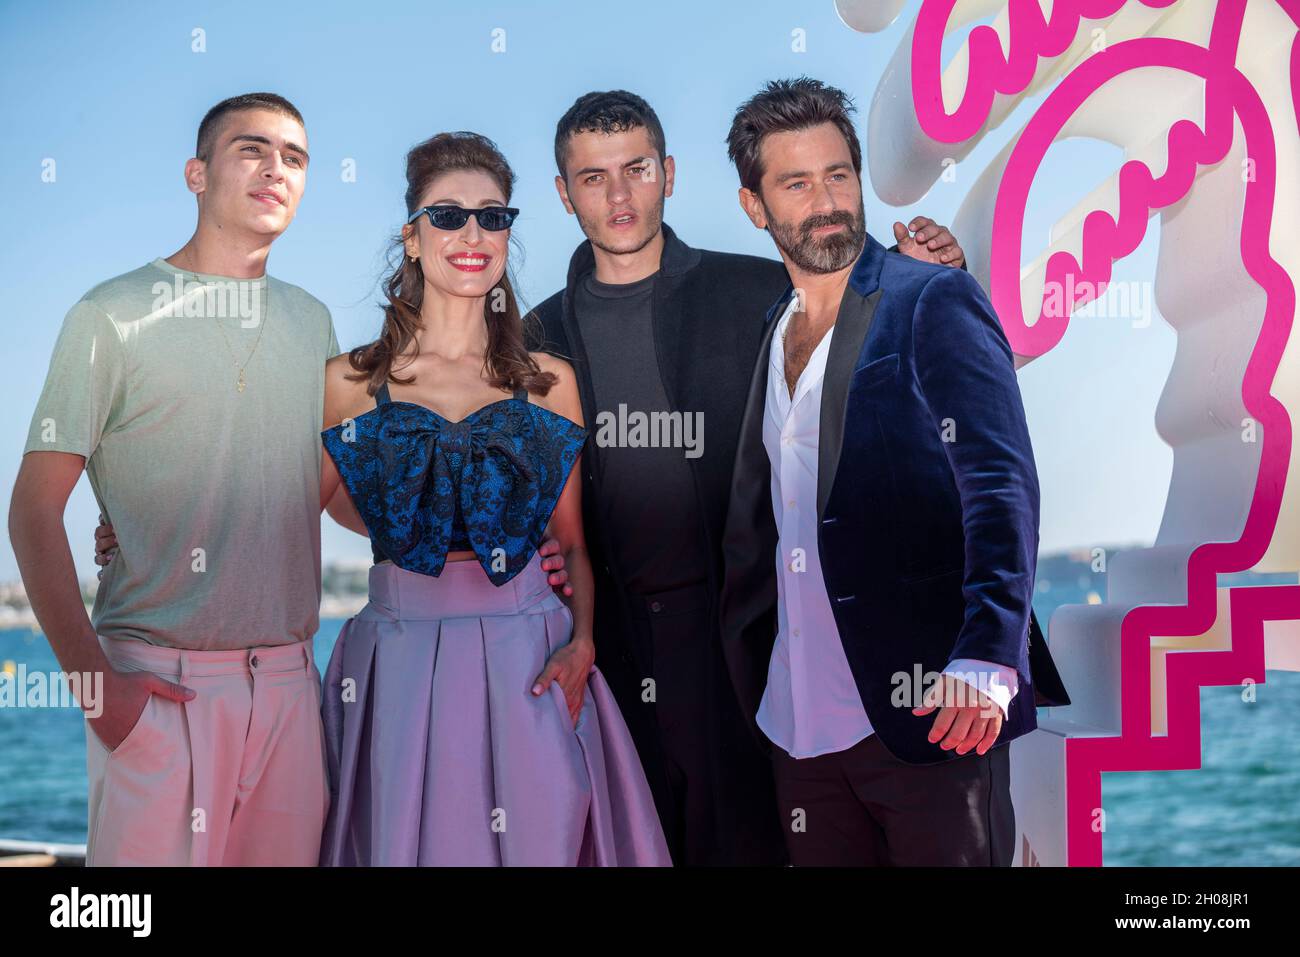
[652, 276, 686, 408]
[817, 286, 882, 520]
[725, 297, 786, 555]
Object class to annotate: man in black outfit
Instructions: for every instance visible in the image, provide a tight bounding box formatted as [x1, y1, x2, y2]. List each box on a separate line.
[530, 90, 969, 865]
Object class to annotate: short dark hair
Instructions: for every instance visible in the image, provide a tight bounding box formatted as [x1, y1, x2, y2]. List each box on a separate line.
[196, 92, 305, 162]
[553, 89, 667, 180]
[725, 77, 862, 195]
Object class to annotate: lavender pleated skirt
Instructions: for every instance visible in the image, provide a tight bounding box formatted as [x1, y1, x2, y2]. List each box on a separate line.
[318, 552, 671, 866]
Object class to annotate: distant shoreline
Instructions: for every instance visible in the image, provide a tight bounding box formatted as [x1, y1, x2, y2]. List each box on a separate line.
[0, 596, 369, 633]
[2, 546, 1292, 637]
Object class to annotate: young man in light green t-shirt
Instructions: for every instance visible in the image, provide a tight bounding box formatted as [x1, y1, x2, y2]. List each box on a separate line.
[9, 92, 341, 866]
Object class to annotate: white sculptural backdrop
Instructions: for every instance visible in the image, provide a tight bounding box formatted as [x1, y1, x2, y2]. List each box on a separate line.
[836, 0, 1300, 866]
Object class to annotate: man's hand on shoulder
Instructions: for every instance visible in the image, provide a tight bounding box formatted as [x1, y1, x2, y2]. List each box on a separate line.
[892, 217, 965, 269]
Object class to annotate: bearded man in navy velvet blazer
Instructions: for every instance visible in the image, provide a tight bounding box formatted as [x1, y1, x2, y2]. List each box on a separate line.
[719, 77, 1069, 866]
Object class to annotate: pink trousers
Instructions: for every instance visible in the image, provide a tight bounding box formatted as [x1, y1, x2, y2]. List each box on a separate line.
[85, 635, 329, 866]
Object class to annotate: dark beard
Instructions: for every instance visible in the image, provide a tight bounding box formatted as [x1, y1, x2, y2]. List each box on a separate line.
[765, 200, 866, 275]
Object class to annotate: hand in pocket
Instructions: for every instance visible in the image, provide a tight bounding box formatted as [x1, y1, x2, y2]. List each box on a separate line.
[90, 667, 195, 752]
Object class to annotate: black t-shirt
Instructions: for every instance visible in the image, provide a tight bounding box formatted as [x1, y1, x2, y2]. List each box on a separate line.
[574, 270, 710, 595]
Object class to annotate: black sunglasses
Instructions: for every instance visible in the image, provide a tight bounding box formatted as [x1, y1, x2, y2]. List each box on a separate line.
[407, 204, 520, 231]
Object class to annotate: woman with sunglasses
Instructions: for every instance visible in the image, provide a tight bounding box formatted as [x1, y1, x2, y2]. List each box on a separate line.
[316, 132, 670, 865]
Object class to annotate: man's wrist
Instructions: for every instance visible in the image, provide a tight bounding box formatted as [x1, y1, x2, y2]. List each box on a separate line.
[940, 666, 1012, 719]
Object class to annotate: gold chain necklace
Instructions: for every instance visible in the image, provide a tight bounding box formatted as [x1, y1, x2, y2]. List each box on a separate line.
[212, 297, 268, 393]
[183, 249, 270, 393]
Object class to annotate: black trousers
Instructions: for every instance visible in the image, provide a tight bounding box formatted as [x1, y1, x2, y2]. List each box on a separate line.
[770, 732, 1015, 866]
[618, 582, 786, 866]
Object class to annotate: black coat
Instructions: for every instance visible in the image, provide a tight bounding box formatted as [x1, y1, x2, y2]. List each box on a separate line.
[530, 222, 790, 864]
[531, 222, 790, 632]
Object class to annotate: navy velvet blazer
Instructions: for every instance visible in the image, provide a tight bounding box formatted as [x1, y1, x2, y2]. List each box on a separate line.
[720, 232, 1065, 765]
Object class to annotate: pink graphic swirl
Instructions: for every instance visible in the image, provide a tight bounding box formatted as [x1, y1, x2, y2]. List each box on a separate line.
[912, 0, 1300, 866]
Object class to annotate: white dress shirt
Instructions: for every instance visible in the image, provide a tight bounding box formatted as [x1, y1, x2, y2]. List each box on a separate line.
[755, 295, 1020, 759]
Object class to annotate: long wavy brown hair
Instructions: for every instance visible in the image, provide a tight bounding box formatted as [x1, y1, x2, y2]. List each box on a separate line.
[346, 131, 556, 396]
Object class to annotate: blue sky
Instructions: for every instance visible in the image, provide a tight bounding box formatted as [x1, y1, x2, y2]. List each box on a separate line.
[0, 0, 1175, 579]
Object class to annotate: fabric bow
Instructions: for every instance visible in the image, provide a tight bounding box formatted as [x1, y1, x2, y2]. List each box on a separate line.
[323, 401, 586, 586]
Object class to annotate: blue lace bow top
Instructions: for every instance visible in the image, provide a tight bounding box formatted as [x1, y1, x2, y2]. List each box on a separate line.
[321, 381, 587, 586]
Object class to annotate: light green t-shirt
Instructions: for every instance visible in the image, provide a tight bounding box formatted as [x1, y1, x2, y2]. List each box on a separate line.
[23, 257, 342, 651]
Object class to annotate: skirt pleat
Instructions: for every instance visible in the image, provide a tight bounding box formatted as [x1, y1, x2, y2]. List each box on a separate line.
[319, 553, 670, 866]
